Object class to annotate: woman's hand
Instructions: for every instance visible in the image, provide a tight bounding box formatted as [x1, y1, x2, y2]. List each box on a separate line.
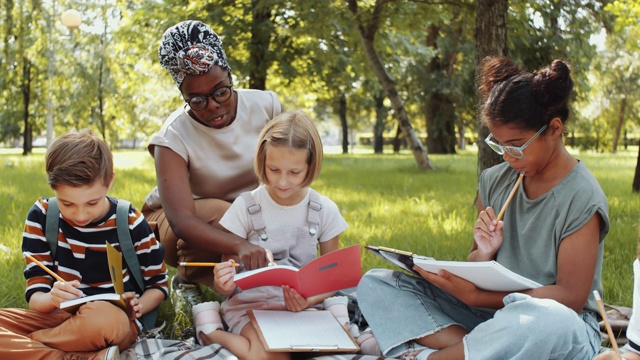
[122, 292, 142, 320]
[214, 260, 237, 296]
[49, 280, 84, 308]
[414, 266, 480, 306]
[282, 285, 311, 312]
[236, 242, 269, 270]
[473, 206, 503, 260]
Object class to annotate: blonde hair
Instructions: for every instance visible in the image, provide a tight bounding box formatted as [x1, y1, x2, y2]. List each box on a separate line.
[255, 110, 323, 187]
[46, 129, 113, 188]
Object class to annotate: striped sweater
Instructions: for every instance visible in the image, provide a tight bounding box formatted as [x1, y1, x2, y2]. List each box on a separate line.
[22, 196, 168, 303]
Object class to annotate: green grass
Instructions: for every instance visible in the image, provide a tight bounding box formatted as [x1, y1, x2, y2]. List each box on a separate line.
[1, 146, 639, 337]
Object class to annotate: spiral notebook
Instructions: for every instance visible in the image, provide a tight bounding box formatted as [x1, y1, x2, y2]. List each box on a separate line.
[366, 245, 542, 291]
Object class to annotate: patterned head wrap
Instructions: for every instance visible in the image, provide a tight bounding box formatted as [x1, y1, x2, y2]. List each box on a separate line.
[158, 20, 231, 87]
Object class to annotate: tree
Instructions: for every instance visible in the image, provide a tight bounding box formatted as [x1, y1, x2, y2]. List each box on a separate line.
[347, 0, 433, 170]
[603, 0, 640, 192]
[475, 0, 508, 178]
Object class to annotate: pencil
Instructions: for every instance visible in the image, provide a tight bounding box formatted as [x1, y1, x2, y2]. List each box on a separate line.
[25, 254, 65, 283]
[593, 290, 620, 354]
[179, 262, 239, 267]
[495, 172, 524, 222]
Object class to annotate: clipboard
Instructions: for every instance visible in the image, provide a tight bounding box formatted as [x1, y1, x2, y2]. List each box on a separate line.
[247, 310, 360, 353]
[365, 245, 434, 275]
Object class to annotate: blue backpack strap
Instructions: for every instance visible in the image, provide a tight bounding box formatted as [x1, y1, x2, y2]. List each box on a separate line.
[241, 192, 269, 241]
[115, 199, 158, 331]
[307, 189, 322, 236]
[45, 198, 60, 260]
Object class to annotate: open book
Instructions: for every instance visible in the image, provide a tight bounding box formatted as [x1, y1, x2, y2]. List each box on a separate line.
[61, 293, 127, 313]
[366, 245, 542, 291]
[60, 242, 128, 313]
[248, 309, 359, 352]
[233, 244, 362, 298]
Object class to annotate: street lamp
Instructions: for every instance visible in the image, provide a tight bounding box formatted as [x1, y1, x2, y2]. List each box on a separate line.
[61, 10, 82, 31]
[45, 6, 82, 148]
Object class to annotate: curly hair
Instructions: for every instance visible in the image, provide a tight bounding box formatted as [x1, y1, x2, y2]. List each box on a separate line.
[478, 56, 574, 131]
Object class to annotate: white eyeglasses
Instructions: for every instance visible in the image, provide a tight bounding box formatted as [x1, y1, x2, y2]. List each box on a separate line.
[484, 125, 547, 159]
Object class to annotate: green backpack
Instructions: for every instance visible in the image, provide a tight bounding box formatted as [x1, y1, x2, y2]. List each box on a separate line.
[45, 197, 159, 332]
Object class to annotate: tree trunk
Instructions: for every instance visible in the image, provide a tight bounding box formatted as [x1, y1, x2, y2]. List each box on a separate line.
[338, 93, 349, 154]
[373, 91, 386, 154]
[424, 24, 457, 154]
[98, 7, 108, 142]
[633, 143, 640, 192]
[426, 92, 456, 154]
[612, 96, 626, 153]
[347, 0, 433, 169]
[393, 123, 402, 153]
[475, 0, 508, 178]
[22, 57, 32, 155]
[458, 123, 466, 151]
[249, 0, 274, 90]
[98, 45, 106, 142]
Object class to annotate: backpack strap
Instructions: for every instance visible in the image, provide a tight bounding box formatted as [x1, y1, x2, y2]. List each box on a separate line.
[116, 200, 144, 291]
[44, 198, 158, 331]
[115, 199, 158, 332]
[45, 198, 60, 260]
[242, 192, 269, 241]
[307, 189, 322, 236]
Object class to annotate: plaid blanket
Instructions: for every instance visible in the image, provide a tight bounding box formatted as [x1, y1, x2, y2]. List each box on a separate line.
[121, 338, 390, 360]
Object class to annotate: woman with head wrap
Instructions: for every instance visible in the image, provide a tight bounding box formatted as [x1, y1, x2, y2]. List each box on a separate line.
[142, 20, 283, 292]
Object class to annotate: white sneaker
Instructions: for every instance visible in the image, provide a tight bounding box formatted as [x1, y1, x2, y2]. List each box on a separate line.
[192, 301, 223, 345]
[104, 345, 120, 360]
[356, 328, 382, 356]
[171, 274, 203, 312]
[323, 296, 349, 327]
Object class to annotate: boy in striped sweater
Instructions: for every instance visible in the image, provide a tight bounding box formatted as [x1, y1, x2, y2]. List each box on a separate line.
[0, 130, 168, 360]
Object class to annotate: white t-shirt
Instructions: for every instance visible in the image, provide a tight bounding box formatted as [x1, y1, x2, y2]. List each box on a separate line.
[144, 89, 282, 209]
[221, 185, 348, 249]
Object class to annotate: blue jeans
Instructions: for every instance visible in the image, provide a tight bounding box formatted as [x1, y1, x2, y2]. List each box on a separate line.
[357, 269, 602, 360]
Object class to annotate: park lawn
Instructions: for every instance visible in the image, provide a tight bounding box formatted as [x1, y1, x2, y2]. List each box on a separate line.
[0, 146, 638, 337]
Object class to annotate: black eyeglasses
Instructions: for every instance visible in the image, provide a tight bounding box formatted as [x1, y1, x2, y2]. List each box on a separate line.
[184, 84, 234, 111]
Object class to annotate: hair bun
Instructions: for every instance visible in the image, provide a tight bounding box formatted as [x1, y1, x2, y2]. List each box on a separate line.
[531, 60, 572, 106]
[478, 56, 523, 100]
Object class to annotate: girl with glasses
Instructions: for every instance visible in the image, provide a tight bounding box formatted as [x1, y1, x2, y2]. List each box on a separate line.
[142, 20, 284, 294]
[355, 57, 609, 360]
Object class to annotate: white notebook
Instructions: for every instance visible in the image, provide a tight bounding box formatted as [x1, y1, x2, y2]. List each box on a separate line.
[413, 258, 542, 291]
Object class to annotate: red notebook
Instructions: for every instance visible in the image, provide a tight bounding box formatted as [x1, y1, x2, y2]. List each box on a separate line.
[233, 244, 362, 298]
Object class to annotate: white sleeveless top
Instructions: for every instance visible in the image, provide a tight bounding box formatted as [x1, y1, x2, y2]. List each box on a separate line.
[144, 89, 282, 209]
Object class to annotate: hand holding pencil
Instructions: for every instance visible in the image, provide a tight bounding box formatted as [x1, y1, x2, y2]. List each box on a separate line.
[25, 253, 85, 304]
[472, 172, 524, 259]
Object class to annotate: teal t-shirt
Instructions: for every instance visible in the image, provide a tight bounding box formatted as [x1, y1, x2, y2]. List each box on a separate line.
[478, 161, 609, 314]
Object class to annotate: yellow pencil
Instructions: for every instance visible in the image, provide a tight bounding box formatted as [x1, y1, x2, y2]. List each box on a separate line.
[25, 254, 65, 283]
[594, 290, 620, 354]
[179, 262, 239, 267]
[496, 172, 524, 222]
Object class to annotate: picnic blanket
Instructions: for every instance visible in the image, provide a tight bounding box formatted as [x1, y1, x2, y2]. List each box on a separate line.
[121, 337, 390, 360]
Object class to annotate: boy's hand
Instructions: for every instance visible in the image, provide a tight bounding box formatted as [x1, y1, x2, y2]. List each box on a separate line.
[50, 280, 84, 308]
[213, 260, 238, 294]
[122, 292, 142, 320]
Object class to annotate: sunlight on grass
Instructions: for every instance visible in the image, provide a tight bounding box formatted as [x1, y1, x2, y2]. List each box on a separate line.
[1, 147, 639, 327]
